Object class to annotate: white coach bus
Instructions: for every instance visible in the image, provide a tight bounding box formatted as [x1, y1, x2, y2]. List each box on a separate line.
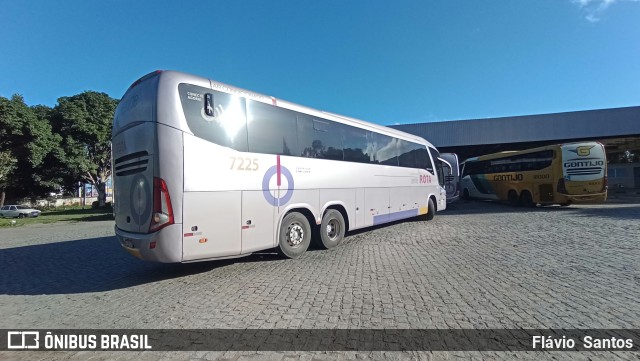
[112, 70, 447, 263]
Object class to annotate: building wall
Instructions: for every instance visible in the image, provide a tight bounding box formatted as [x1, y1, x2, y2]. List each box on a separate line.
[391, 106, 640, 148]
[608, 163, 640, 188]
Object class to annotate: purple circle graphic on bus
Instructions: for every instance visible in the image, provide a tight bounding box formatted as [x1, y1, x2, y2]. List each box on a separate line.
[262, 165, 295, 207]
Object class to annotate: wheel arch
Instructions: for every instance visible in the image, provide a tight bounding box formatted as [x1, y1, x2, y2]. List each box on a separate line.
[426, 193, 439, 212]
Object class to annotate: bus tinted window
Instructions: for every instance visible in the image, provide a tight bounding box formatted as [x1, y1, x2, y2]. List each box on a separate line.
[179, 85, 248, 151]
[484, 150, 554, 173]
[343, 126, 370, 163]
[415, 147, 432, 171]
[429, 147, 444, 185]
[180, 85, 436, 170]
[246, 100, 299, 156]
[297, 115, 343, 160]
[374, 134, 398, 166]
[398, 140, 422, 168]
[467, 160, 488, 175]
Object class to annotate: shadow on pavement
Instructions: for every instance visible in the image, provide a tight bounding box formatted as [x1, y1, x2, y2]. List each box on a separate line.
[0, 236, 283, 296]
[569, 204, 640, 220]
[440, 200, 574, 215]
[442, 200, 640, 220]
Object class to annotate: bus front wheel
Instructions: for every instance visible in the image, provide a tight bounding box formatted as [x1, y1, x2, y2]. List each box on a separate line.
[462, 189, 470, 200]
[318, 209, 345, 249]
[425, 198, 436, 221]
[508, 190, 520, 206]
[278, 212, 311, 259]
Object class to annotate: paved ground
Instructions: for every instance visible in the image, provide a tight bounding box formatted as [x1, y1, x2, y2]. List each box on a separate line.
[0, 200, 639, 360]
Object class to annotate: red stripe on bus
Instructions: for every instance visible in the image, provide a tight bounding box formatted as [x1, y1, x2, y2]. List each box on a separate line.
[277, 155, 281, 187]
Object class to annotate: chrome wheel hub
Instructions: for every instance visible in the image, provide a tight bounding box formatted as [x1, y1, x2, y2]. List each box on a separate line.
[326, 219, 339, 240]
[288, 224, 304, 246]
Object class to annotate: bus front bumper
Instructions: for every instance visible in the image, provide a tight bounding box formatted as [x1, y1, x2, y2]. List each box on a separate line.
[558, 192, 607, 204]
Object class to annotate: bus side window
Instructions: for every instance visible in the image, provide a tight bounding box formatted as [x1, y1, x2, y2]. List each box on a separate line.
[179, 85, 248, 151]
[297, 115, 343, 160]
[415, 147, 433, 174]
[374, 133, 398, 166]
[342, 126, 370, 163]
[246, 100, 299, 156]
[436, 159, 445, 186]
[398, 140, 425, 169]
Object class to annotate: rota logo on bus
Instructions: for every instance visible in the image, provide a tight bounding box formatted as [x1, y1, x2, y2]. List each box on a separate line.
[569, 145, 594, 157]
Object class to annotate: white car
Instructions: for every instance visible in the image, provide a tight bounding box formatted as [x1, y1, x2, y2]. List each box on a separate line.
[0, 205, 42, 218]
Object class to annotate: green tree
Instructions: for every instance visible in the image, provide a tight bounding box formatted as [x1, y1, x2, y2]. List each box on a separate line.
[30, 104, 69, 194]
[51, 91, 118, 206]
[0, 95, 60, 205]
[0, 150, 17, 206]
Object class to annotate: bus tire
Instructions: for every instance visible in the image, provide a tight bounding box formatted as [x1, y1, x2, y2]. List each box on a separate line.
[520, 190, 535, 207]
[462, 188, 470, 200]
[425, 197, 436, 221]
[560, 202, 571, 207]
[319, 209, 345, 249]
[278, 212, 311, 259]
[507, 190, 520, 206]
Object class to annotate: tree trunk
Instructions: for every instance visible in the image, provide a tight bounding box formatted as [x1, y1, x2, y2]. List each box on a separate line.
[97, 181, 107, 207]
[0, 189, 5, 207]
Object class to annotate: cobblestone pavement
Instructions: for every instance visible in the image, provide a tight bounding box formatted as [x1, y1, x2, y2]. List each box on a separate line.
[1, 201, 639, 360]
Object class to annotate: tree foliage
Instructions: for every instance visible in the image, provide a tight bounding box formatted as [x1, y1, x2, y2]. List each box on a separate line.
[0, 91, 118, 206]
[51, 91, 118, 206]
[0, 95, 61, 205]
[0, 150, 17, 207]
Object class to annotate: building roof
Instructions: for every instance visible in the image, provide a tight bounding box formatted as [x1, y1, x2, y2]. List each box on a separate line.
[391, 106, 640, 148]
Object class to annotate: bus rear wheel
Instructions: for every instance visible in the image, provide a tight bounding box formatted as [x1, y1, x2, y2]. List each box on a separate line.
[318, 209, 345, 249]
[278, 212, 311, 259]
[507, 190, 520, 206]
[520, 190, 535, 207]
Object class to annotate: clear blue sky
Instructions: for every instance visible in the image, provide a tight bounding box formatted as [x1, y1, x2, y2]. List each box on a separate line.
[1, 0, 639, 125]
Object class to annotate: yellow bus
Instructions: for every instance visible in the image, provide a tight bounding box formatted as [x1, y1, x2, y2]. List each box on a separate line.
[460, 142, 607, 206]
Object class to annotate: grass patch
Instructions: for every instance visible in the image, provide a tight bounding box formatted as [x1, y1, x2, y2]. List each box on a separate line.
[0, 207, 114, 227]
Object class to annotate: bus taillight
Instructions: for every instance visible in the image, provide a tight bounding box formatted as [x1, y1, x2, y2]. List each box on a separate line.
[150, 177, 174, 233]
[557, 178, 568, 194]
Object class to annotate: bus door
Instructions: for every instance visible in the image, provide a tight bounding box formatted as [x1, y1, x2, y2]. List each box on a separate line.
[436, 157, 450, 210]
